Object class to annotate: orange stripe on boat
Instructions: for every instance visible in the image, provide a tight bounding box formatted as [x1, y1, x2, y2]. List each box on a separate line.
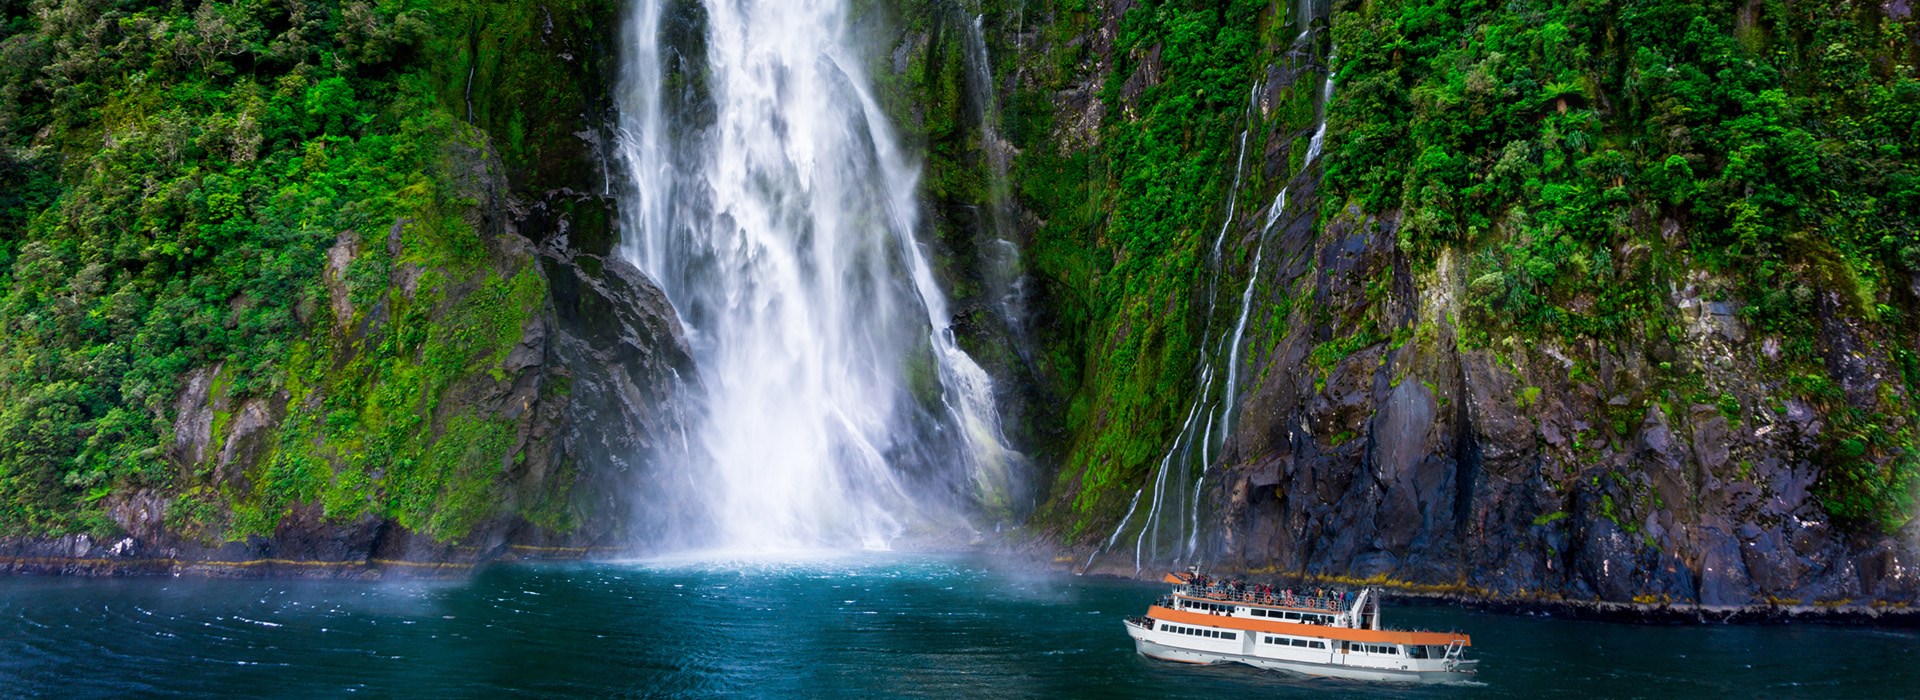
[1145, 606, 1470, 647]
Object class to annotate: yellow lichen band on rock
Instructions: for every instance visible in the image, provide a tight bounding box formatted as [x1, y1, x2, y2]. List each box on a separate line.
[505, 544, 623, 553]
[0, 555, 475, 571]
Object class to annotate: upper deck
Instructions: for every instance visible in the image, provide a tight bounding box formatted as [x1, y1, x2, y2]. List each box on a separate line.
[1152, 572, 1470, 648]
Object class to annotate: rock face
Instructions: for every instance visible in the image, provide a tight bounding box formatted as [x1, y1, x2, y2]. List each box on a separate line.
[539, 239, 704, 547]
[962, 0, 1920, 614]
[1205, 200, 1920, 607]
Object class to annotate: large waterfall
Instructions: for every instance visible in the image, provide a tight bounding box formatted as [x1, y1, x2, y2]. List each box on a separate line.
[615, 0, 1021, 550]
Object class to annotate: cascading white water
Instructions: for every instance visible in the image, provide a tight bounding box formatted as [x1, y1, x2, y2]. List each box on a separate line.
[1089, 15, 1340, 571]
[616, 0, 1022, 550]
[1096, 88, 1257, 572]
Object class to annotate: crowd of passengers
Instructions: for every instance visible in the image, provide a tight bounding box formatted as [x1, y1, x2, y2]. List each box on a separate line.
[1186, 573, 1351, 611]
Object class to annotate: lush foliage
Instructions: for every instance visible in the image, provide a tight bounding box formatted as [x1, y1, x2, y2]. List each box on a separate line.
[988, 0, 1278, 536]
[0, 0, 602, 539]
[1324, 0, 1920, 530]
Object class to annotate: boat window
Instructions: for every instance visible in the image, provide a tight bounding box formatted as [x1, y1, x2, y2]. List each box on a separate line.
[1311, 641, 1326, 649]
[1283, 611, 1299, 620]
[1408, 645, 1427, 658]
[1386, 646, 1398, 655]
[1222, 632, 1236, 640]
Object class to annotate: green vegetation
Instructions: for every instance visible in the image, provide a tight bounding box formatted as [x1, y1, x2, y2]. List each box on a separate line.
[0, 0, 609, 540]
[986, 0, 1277, 537]
[1320, 0, 1919, 531]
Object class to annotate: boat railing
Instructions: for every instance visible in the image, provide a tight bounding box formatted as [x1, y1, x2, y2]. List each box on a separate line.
[1173, 584, 1347, 612]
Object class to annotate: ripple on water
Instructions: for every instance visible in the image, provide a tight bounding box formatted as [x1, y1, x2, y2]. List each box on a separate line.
[4, 553, 1919, 697]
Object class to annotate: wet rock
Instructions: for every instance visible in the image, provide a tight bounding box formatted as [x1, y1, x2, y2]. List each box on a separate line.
[542, 242, 703, 542]
[1690, 405, 1730, 475]
[170, 365, 219, 468]
[109, 490, 168, 546]
[323, 230, 361, 325]
[217, 396, 285, 487]
[1697, 526, 1754, 605]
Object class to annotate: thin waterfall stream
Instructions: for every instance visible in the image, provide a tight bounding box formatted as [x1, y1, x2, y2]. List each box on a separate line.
[1089, 14, 1337, 572]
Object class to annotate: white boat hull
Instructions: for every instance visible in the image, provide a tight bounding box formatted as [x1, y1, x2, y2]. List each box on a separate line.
[1126, 624, 1476, 685]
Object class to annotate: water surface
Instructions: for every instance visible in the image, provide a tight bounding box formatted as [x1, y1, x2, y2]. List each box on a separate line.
[3, 552, 1914, 697]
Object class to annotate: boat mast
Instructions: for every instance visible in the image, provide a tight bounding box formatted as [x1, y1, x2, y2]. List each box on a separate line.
[1347, 588, 1381, 630]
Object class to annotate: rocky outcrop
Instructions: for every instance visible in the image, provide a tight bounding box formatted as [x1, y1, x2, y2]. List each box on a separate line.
[1199, 198, 1920, 609]
[538, 236, 704, 547]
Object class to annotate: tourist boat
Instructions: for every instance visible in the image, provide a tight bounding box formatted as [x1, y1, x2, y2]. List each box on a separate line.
[1123, 569, 1476, 683]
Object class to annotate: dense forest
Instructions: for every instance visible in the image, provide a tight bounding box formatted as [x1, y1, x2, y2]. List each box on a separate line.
[0, 0, 629, 548]
[3, 0, 1917, 604]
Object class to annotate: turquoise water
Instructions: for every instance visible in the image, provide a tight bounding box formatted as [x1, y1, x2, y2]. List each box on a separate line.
[3, 552, 1916, 697]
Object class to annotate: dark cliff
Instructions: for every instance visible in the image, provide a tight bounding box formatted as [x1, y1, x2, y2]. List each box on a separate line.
[912, 0, 1920, 611]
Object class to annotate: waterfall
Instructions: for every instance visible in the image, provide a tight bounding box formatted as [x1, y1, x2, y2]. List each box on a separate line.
[956, 4, 1031, 352]
[615, 0, 1023, 550]
[1215, 189, 1282, 454]
[1304, 57, 1336, 164]
[1089, 17, 1340, 570]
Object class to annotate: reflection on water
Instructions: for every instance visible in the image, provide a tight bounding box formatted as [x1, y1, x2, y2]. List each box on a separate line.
[3, 552, 1916, 697]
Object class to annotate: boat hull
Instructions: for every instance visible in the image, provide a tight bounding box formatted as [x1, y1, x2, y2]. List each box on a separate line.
[1126, 624, 1475, 685]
